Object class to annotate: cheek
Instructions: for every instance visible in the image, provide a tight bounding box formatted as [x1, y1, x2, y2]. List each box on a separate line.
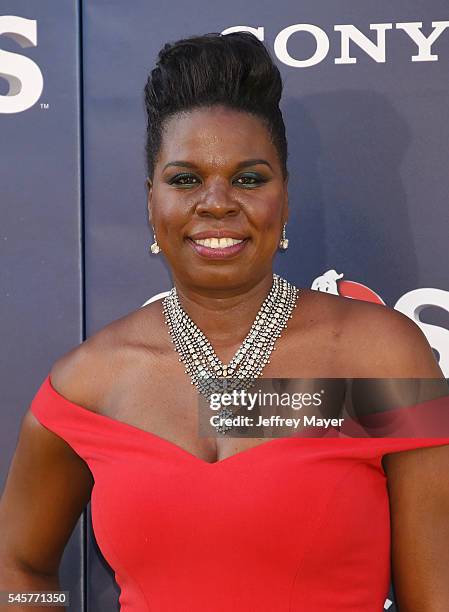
[249, 196, 282, 230]
[152, 194, 191, 231]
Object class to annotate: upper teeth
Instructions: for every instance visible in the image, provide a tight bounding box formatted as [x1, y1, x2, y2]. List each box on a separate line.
[193, 237, 244, 248]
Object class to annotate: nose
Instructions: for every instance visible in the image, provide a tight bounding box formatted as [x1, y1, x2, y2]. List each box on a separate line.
[194, 179, 240, 218]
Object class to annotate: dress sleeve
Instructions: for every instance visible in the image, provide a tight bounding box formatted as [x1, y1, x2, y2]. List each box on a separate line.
[342, 377, 449, 439]
[29, 374, 100, 464]
[335, 379, 449, 473]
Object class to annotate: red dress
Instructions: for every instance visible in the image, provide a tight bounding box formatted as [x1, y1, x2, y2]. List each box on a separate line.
[30, 374, 449, 611]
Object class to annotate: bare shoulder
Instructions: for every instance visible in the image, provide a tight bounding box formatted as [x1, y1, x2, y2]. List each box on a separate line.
[337, 293, 440, 377]
[294, 286, 387, 334]
[49, 298, 166, 411]
[298, 288, 440, 377]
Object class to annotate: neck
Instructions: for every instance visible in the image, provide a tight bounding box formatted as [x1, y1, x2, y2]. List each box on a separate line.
[172, 272, 275, 350]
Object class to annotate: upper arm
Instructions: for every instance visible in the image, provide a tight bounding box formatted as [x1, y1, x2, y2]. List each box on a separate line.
[384, 443, 449, 609]
[354, 304, 449, 606]
[0, 346, 101, 576]
[0, 408, 94, 576]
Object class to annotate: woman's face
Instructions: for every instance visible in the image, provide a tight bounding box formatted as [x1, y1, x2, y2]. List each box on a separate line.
[147, 105, 288, 292]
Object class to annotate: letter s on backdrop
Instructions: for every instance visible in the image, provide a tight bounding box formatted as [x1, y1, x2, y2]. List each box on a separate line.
[0, 15, 43, 114]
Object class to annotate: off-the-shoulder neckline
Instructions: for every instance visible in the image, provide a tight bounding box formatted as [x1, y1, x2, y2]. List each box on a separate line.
[41, 375, 449, 467]
[44, 374, 315, 467]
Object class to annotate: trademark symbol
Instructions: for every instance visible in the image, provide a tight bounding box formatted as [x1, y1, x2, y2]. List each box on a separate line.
[40, 102, 49, 109]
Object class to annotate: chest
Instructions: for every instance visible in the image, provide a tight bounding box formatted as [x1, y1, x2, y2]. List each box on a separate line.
[103, 352, 347, 462]
[99, 317, 352, 463]
[87, 438, 391, 610]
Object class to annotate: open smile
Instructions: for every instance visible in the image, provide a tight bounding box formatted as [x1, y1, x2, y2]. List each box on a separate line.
[186, 236, 250, 259]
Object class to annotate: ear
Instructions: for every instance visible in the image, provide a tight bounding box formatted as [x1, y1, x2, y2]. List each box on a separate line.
[146, 177, 153, 225]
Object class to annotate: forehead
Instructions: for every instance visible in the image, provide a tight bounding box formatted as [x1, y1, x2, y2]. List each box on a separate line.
[159, 106, 277, 165]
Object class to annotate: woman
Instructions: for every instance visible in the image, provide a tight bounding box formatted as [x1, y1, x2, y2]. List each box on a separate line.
[1, 31, 449, 611]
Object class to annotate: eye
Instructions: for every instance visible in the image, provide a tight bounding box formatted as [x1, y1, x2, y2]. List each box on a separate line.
[234, 173, 268, 188]
[168, 173, 200, 187]
[167, 172, 269, 188]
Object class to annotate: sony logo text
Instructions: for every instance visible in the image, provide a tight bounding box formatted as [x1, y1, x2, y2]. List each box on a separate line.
[0, 16, 43, 114]
[223, 21, 449, 67]
[1, 17, 448, 114]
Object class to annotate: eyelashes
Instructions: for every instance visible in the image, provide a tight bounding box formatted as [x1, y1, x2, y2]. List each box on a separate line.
[167, 173, 269, 188]
[168, 174, 199, 187]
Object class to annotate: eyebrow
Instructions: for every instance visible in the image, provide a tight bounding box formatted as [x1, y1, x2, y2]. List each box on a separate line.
[162, 158, 273, 172]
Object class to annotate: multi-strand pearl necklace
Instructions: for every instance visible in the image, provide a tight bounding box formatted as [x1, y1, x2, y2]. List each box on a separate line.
[162, 274, 301, 434]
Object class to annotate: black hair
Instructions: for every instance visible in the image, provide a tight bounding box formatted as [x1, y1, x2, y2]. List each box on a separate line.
[143, 31, 288, 181]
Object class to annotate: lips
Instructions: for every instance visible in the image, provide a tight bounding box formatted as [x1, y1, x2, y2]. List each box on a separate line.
[186, 235, 250, 259]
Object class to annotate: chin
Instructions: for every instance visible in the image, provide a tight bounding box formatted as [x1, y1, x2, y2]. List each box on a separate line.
[185, 269, 252, 288]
